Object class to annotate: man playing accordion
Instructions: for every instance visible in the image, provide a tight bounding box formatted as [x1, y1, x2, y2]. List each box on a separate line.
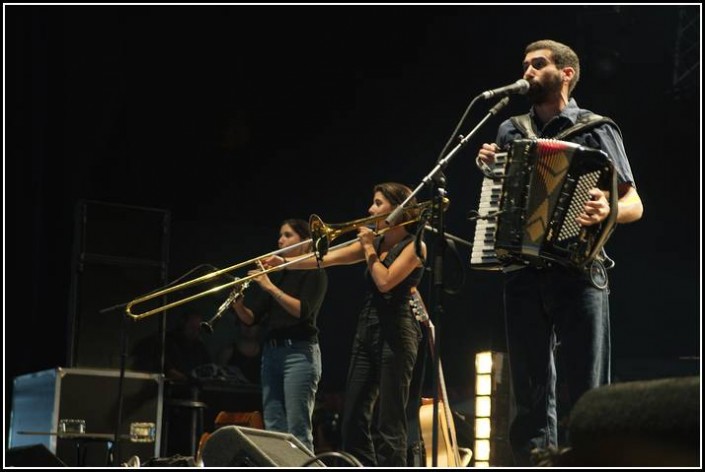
[475, 39, 643, 466]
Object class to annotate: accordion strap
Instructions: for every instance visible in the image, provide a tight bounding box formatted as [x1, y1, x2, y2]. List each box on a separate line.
[510, 112, 622, 141]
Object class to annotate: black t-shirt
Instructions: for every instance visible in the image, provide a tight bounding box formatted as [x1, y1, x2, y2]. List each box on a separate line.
[245, 268, 328, 342]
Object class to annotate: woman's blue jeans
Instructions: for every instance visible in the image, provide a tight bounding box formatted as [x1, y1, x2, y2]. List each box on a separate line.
[261, 340, 322, 453]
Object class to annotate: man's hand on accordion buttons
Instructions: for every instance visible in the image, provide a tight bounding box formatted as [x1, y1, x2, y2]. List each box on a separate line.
[577, 188, 610, 226]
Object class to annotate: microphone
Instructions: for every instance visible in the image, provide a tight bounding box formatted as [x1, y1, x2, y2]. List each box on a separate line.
[489, 96, 511, 115]
[481, 79, 530, 99]
[385, 206, 405, 227]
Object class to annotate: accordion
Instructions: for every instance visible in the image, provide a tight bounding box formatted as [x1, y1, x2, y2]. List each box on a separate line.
[470, 138, 618, 270]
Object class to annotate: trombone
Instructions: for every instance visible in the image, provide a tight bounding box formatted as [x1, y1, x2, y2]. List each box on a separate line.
[309, 195, 450, 260]
[125, 197, 449, 320]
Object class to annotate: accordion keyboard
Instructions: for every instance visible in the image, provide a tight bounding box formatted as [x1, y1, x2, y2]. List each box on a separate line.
[470, 153, 507, 270]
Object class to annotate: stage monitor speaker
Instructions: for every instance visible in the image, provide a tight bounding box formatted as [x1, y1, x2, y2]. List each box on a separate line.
[6, 445, 67, 467]
[201, 426, 323, 467]
[566, 376, 699, 467]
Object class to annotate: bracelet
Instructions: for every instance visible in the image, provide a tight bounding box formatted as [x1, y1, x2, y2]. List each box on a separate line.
[275, 289, 285, 300]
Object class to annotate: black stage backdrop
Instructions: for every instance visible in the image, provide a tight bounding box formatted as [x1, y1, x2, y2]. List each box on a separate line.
[5, 3, 700, 439]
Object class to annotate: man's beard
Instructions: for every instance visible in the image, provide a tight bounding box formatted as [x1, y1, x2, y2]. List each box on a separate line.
[526, 73, 563, 105]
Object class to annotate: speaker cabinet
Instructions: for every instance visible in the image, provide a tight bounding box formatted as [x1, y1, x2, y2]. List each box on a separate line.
[6, 445, 67, 467]
[201, 426, 323, 467]
[9, 367, 163, 467]
[67, 200, 170, 370]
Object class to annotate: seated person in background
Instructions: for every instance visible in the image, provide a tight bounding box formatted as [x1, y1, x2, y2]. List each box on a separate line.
[163, 311, 213, 382]
[132, 310, 213, 382]
[218, 322, 263, 384]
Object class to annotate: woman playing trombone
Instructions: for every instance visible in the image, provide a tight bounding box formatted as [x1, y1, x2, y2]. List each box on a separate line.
[265, 182, 427, 466]
[230, 218, 328, 453]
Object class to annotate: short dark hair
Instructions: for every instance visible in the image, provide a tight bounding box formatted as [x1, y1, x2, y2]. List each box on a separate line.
[526, 39, 581, 95]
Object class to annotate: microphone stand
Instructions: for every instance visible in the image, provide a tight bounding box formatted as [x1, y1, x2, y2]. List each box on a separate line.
[422, 224, 473, 249]
[428, 176, 447, 468]
[93, 301, 132, 466]
[387, 95, 510, 467]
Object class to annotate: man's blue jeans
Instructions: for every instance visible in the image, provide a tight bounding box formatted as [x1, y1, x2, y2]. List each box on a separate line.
[503, 265, 610, 466]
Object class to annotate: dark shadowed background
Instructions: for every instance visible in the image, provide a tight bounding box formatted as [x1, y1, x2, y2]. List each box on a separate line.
[5, 4, 701, 443]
